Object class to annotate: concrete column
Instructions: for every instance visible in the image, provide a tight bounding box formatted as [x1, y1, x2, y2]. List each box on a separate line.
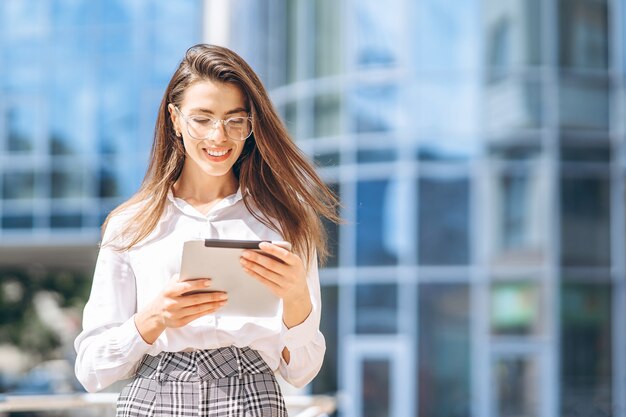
[202, 0, 231, 47]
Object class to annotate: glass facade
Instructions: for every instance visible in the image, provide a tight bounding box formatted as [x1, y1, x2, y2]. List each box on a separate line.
[227, 0, 626, 416]
[1, 0, 625, 416]
[0, 0, 203, 238]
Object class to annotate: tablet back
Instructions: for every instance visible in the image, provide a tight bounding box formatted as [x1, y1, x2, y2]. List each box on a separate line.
[180, 240, 282, 318]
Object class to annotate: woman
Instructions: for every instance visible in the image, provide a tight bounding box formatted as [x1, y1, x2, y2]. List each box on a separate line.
[74, 44, 339, 416]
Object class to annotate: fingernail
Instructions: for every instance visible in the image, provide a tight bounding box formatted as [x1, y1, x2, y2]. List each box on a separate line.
[220, 294, 228, 300]
[205, 279, 211, 286]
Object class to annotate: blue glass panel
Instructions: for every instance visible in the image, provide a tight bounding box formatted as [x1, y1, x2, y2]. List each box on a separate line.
[561, 176, 610, 266]
[559, 0, 608, 70]
[418, 283, 470, 417]
[350, 85, 399, 134]
[5, 103, 40, 153]
[2, 172, 35, 200]
[411, 77, 481, 137]
[356, 179, 401, 266]
[1, 214, 34, 229]
[50, 213, 82, 228]
[49, 57, 92, 155]
[494, 356, 540, 417]
[97, 58, 139, 156]
[51, 166, 86, 199]
[418, 177, 470, 265]
[99, 164, 119, 198]
[362, 359, 391, 417]
[352, 0, 402, 68]
[559, 76, 609, 130]
[311, 285, 339, 395]
[561, 283, 612, 415]
[357, 149, 397, 163]
[356, 283, 397, 334]
[148, 0, 200, 84]
[414, 0, 481, 72]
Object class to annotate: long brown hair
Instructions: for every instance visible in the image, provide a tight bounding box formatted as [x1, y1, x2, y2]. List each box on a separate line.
[102, 44, 340, 265]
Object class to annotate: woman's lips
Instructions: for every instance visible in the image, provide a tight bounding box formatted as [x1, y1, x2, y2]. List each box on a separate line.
[202, 148, 232, 162]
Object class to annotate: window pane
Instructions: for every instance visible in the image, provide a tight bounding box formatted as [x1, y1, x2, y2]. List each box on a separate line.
[314, 152, 340, 168]
[418, 284, 470, 417]
[494, 357, 540, 417]
[418, 177, 470, 265]
[491, 281, 541, 335]
[356, 179, 402, 266]
[49, 51, 91, 156]
[560, 176, 610, 267]
[99, 164, 120, 198]
[559, 76, 609, 130]
[285, 0, 298, 83]
[2, 214, 34, 229]
[561, 283, 612, 415]
[353, 0, 401, 68]
[362, 359, 391, 417]
[485, 77, 542, 133]
[357, 148, 397, 163]
[311, 285, 338, 394]
[414, 0, 481, 71]
[322, 183, 340, 268]
[559, 0, 608, 70]
[485, 0, 542, 72]
[488, 166, 547, 267]
[313, 93, 341, 138]
[350, 85, 399, 134]
[2, 171, 35, 200]
[51, 167, 85, 199]
[314, 0, 341, 77]
[356, 284, 397, 334]
[413, 78, 480, 139]
[561, 143, 610, 163]
[50, 213, 82, 229]
[97, 58, 139, 155]
[5, 102, 39, 153]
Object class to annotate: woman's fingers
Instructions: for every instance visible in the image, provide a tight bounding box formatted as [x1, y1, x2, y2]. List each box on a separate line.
[178, 307, 222, 326]
[240, 256, 284, 285]
[258, 242, 296, 265]
[240, 249, 289, 275]
[171, 278, 212, 296]
[177, 291, 228, 308]
[241, 264, 284, 294]
[167, 299, 228, 327]
[182, 299, 228, 316]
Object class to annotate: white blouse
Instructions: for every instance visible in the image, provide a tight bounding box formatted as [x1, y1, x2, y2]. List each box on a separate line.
[74, 188, 325, 392]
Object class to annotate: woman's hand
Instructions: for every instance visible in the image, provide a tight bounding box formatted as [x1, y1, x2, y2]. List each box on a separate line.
[134, 276, 228, 344]
[239, 242, 312, 329]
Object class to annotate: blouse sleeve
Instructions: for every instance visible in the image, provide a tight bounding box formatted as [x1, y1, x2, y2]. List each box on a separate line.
[277, 251, 326, 388]
[74, 216, 151, 393]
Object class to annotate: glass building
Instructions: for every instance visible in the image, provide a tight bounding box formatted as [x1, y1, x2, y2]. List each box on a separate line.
[217, 0, 626, 416]
[0, 0, 625, 416]
[0, 0, 202, 261]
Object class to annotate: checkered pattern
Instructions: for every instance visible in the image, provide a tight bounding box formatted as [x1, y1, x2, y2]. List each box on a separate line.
[116, 346, 287, 416]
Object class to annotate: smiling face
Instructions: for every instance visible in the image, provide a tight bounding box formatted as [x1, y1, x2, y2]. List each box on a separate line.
[169, 80, 249, 182]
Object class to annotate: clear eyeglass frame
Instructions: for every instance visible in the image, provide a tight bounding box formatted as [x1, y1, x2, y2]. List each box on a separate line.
[173, 105, 253, 142]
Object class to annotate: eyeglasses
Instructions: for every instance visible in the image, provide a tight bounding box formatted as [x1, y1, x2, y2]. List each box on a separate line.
[173, 106, 253, 141]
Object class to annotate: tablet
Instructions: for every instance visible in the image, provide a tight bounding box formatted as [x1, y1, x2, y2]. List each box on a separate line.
[179, 239, 292, 318]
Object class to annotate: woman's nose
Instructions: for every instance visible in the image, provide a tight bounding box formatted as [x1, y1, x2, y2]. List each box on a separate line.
[208, 121, 228, 143]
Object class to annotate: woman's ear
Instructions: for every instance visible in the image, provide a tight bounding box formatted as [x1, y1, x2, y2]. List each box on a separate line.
[167, 104, 182, 137]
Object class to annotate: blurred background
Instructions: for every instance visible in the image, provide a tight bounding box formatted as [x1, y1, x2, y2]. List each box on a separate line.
[0, 0, 625, 416]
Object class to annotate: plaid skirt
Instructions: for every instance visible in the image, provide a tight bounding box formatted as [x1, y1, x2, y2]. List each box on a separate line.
[116, 346, 287, 417]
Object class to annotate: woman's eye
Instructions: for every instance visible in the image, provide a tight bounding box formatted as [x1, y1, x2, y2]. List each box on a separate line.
[192, 118, 213, 125]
